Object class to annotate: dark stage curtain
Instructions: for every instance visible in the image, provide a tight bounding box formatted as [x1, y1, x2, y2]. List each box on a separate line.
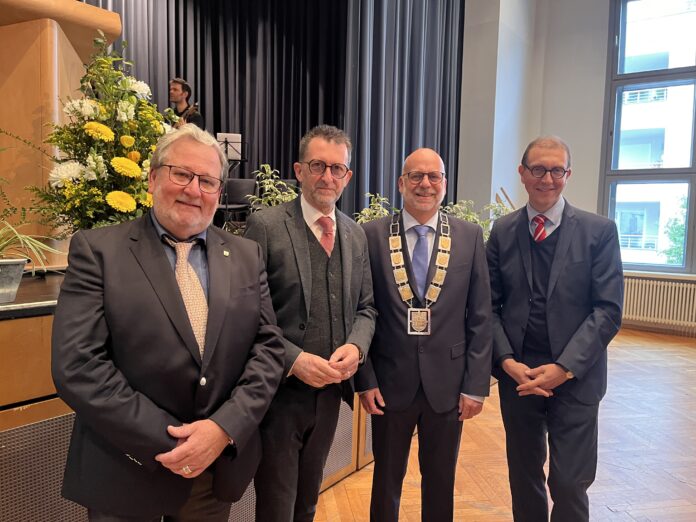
[82, 0, 464, 216]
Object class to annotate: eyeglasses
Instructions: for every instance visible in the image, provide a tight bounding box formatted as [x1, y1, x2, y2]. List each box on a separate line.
[403, 171, 445, 184]
[524, 164, 569, 179]
[161, 164, 223, 194]
[301, 160, 350, 179]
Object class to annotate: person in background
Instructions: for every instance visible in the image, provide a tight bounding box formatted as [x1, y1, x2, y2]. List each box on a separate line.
[169, 77, 205, 130]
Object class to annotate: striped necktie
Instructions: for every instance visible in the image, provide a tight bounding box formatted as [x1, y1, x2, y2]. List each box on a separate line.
[532, 214, 548, 242]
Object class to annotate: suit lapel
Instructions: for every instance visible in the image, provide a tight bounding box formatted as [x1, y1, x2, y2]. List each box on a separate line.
[285, 199, 312, 317]
[128, 217, 202, 364]
[515, 210, 533, 292]
[336, 211, 353, 333]
[547, 204, 576, 299]
[201, 228, 230, 370]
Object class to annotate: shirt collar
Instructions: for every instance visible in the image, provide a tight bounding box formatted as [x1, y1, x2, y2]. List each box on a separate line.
[150, 211, 207, 244]
[526, 197, 565, 226]
[402, 208, 439, 232]
[300, 193, 336, 225]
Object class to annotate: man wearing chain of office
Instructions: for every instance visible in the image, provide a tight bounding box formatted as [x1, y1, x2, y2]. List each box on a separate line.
[355, 148, 492, 521]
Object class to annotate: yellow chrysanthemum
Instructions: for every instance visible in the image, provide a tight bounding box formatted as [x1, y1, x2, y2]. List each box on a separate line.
[83, 121, 114, 142]
[140, 192, 153, 208]
[150, 145, 157, 152]
[127, 150, 141, 163]
[105, 191, 136, 213]
[120, 135, 135, 148]
[111, 157, 141, 178]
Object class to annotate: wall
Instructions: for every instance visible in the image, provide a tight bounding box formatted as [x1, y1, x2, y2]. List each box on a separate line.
[458, 0, 612, 213]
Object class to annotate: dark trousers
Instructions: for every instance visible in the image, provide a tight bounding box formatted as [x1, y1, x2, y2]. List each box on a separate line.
[254, 383, 342, 522]
[498, 373, 599, 522]
[370, 386, 462, 522]
[87, 471, 231, 522]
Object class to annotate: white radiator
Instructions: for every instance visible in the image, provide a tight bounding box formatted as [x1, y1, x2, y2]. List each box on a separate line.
[623, 275, 696, 337]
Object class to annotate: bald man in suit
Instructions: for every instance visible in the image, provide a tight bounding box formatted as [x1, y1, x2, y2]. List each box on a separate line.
[356, 148, 492, 522]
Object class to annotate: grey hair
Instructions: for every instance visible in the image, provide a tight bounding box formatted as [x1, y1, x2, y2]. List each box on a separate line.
[150, 124, 227, 179]
[521, 136, 572, 168]
[298, 124, 352, 166]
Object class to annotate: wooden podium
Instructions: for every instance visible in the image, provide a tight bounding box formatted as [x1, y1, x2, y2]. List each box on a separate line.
[0, 0, 120, 257]
[0, 3, 119, 521]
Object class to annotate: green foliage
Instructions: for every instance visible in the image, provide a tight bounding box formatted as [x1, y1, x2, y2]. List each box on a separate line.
[0, 220, 62, 271]
[351, 192, 512, 239]
[661, 196, 687, 265]
[438, 200, 510, 240]
[8, 30, 173, 237]
[354, 193, 396, 224]
[247, 164, 298, 211]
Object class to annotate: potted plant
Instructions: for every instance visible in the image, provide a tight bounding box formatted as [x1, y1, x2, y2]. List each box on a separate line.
[0, 221, 62, 303]
[0, 179, 62, 303]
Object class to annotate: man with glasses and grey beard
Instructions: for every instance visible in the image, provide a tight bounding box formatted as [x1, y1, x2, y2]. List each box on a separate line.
[245, 124, 376, 522]
[487, 136, 623, 521]
[356, 148, 492, 522]
[52, 124, 284, 521]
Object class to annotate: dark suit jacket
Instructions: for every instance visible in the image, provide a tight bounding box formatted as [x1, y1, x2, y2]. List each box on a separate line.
[244, 198, 376, 402]
[355, 214, 493, 413]
[51, 216, 284, 517]
[486, 201, 624, 404]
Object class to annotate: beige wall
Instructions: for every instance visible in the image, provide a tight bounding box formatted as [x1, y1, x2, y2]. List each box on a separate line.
[458, 0, 612, 214]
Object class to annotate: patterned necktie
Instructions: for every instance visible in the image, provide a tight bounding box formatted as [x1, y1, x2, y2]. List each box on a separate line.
[412, 225, 431, 300]
[532, 214, 548, 242]
[166, 239, 208, 356]
[316, 216, 335, 256]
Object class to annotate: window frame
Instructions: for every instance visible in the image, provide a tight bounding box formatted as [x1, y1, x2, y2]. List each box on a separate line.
[599, 0, 696, 273]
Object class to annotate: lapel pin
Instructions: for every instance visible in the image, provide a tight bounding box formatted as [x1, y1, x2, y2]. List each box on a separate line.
[223, 250, 230, 257]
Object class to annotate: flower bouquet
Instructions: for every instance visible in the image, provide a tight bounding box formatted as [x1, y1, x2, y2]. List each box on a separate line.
[31, 31, 173, 235]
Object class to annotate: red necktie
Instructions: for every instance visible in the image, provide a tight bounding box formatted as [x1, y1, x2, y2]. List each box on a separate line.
[532, 214, 548, 242]
[316, 216, 335, 256]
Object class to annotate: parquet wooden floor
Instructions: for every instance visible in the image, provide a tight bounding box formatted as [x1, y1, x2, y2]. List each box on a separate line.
[315, 329, 696, 521]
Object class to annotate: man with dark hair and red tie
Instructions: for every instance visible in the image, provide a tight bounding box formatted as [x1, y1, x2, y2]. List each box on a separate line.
[244, 124, 376, 521]
[486, 136, 624, 522]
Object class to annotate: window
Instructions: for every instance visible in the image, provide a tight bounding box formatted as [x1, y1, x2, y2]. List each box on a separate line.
[602, 0, 696, 272]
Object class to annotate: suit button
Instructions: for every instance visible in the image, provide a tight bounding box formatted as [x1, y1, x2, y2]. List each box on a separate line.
[299, 323, 306, 330]
[200, 377, 207, 386]
[418, 348, 424, 353]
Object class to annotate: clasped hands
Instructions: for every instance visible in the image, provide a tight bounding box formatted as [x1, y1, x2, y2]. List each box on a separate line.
[291, 343, 360, 388]
[155, 420, 230, 479]
[502, 359, 571, 397]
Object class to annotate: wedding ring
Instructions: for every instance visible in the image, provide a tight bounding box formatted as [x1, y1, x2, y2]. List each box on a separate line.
[182, 465, 192, 475]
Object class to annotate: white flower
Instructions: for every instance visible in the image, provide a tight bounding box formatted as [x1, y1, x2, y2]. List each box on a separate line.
[63, 99, 100, 120]
[129, 77, 152, 99]
[86, 152, 107, 179]
[48, 161, 85, 188]
[141, 158, 151, 179]
[116, 100, 136, 122]
[120, 76, 152, 99]
[163, 122, 174, 134]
